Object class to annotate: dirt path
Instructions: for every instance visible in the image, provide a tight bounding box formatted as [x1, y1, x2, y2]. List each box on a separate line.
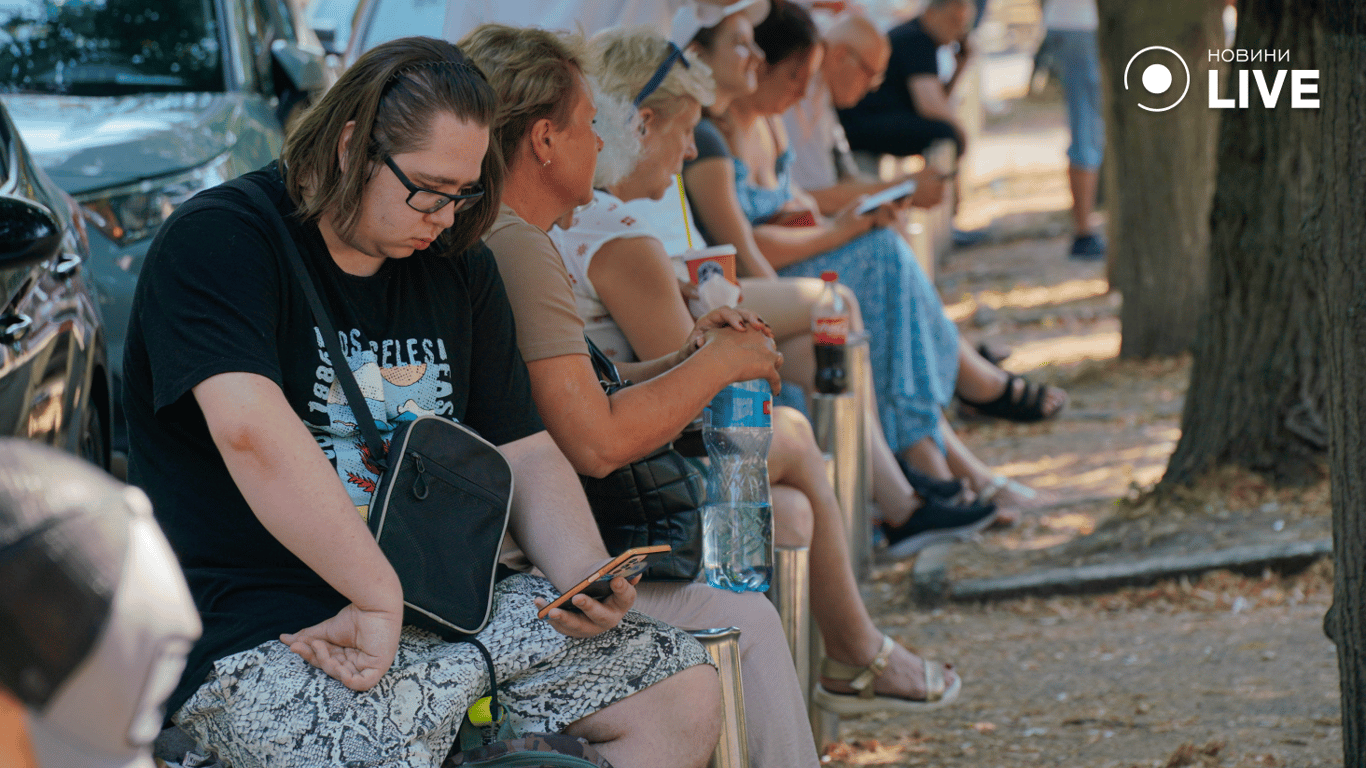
[827, 74, 1343, 766]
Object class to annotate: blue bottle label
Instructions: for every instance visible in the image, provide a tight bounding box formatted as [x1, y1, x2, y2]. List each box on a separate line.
[705, 384, 772, 429]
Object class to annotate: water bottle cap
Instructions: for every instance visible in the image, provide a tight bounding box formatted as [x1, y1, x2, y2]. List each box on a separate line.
[821, 270, 838, 282]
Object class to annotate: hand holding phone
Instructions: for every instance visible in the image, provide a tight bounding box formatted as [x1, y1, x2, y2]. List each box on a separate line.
[536, 545, 673, 620]
[855, 179, 918, 216]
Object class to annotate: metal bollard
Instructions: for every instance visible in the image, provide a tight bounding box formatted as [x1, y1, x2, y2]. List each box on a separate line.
[807, 622, 841, 750]
[767, 546, 811, 701]
[810, 335, 873, 577]
[688, 627, 749, 768]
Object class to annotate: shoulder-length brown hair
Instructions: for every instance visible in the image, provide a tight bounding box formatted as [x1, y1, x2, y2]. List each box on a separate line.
[281, 36, 503, 255]
[458, 24, 586, 172]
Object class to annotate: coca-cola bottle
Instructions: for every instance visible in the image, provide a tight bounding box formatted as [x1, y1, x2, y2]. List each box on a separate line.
[812, 270, 849, 395]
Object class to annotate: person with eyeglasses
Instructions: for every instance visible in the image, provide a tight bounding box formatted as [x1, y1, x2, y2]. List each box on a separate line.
[783, 10, 947, 215]
[835, 0, 975, 160]
[121, 35, 724, 768]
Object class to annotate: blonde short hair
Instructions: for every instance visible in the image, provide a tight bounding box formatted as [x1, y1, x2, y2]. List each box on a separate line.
[460, 24, 587, 170]
[588, 27, 714, 188]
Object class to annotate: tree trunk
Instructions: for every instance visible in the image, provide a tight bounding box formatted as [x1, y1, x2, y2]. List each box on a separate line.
[1163, 0, 1328, 486]
[1096, 0, 1226, 357]
[1310, 2, 1366, 761]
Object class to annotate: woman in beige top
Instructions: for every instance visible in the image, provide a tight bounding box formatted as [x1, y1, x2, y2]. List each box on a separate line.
[463, 24, 821, 768]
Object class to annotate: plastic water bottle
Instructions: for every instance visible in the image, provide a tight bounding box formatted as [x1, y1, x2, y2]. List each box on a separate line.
[701, 379, 774, 592]
[812, 270, 850, 395]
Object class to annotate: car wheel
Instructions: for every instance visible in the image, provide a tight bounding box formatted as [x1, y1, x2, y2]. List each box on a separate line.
[79, 404, 108, 470]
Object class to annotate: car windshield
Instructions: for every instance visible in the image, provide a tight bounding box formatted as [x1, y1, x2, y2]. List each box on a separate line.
[0, 0, 223, 95]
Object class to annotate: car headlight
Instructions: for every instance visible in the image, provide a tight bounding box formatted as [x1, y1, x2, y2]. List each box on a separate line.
[78, 152, 235, 248]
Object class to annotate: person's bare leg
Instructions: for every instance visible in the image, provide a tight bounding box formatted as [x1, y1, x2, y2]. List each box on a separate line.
[736, 276, 831, 339]
[938, 414, 1041, 522]
[742, 280, 927, 527]
[564, 665, 721, 768]
[956, 337, 1067, 415]
[903, 434, 954, 482]
[868, 410, 923, 527]
[769, 408, 957, 701]
[1068, 164, 1099, 236]
[772, 483, 814, 547]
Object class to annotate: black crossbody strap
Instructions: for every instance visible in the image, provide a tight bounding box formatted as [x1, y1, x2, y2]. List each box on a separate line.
[234, 180, 390, 470]
[584, 335, 631, 390]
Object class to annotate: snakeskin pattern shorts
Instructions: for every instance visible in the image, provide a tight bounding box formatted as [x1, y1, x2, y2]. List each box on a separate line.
[174, 573, 712, 768]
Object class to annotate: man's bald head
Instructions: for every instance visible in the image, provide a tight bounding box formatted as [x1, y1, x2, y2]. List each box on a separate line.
[822, 13, 891, 108]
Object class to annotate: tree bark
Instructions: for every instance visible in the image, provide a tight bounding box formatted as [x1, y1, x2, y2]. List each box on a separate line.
[1310, 2, 1366, 761]
[1096, 0, 1226, 358]
[1163, 0, 1328, 486]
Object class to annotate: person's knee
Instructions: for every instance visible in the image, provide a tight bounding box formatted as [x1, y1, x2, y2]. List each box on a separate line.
[772, 484, 814, 546]
[648, 666, 723, 766]
[567, 665, 722, 768]
[773, 406, 820, 461]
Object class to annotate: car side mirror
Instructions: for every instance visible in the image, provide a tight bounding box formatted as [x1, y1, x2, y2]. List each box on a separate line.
[271, 39, 327, 94]
[0, 196, 62, 270]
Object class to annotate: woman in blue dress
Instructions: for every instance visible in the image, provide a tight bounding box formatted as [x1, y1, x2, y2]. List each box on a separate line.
[683, 0, 1063, 519]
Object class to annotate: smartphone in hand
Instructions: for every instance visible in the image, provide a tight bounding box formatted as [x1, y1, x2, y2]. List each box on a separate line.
[536, 545, 673, 619]
[855, 179, 919, 216]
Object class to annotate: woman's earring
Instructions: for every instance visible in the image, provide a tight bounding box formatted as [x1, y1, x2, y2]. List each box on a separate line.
[543, 158, 551, 167]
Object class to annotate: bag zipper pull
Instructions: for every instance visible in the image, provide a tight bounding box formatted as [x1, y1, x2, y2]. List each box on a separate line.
[412, 454, 429, 500]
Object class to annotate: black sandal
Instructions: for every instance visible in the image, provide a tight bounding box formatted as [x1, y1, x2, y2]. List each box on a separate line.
[958, 373, 1062, 423]
[896, 455, 965, 500]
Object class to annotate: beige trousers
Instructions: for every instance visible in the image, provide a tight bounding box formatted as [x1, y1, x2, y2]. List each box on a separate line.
[635, 582, 820, 768]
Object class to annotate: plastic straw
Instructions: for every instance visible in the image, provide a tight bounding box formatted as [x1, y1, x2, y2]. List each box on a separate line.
[676, 174, 694, 250]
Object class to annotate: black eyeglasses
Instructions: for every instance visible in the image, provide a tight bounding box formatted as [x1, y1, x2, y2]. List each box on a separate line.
[384, 155, 485, 214]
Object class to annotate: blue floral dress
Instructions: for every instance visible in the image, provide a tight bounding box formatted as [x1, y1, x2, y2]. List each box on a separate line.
[736, 148, 959, 452]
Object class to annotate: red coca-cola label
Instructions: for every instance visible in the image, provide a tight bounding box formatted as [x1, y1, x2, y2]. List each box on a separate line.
[813, 316, 848, 346]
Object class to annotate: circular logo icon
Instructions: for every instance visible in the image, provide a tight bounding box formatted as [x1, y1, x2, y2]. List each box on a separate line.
[1123, 46, 1190, 112]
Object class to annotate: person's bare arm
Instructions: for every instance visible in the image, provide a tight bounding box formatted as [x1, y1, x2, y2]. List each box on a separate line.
[749, 203, 877, 268]
[946, 38, 971, 93]
[500, 431, 638, 637]
[589, 237, 698, 361]
[194, 372, 402, 692]
[526, 327, 782, 478]
[683, 158, 779, 279]
[807, 168, 948, 215]
[908, 73, 959, 124]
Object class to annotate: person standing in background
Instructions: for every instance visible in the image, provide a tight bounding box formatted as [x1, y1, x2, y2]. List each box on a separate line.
[1036, 0, 1106, 260]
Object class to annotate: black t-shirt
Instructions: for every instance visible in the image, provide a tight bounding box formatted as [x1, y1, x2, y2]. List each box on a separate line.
[124, 164, 544, 718]
[841, 17, 940, 116]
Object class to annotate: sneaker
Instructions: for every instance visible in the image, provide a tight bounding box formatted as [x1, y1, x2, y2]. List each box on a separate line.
[880, 498, 998, 559]
[1069, 233, 1107, 261]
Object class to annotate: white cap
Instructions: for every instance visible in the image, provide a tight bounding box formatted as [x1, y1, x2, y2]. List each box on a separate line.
[670, 0, 772, 46]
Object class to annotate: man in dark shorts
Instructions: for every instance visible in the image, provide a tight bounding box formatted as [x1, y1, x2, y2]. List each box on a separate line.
[836, 0, 974, 159]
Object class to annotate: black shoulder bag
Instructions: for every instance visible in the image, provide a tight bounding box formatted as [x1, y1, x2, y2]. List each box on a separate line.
[577, 337, 704, 581]
[232, 179, 514, 640]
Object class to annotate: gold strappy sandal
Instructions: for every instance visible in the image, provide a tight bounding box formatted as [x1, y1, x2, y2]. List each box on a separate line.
[812, 635, 962, 714]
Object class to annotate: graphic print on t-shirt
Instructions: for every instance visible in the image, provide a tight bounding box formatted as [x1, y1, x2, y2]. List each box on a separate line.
[305, 326, 454, 518]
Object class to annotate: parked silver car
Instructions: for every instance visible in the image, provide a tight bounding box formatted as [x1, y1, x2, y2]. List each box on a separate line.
[0, 0, 334, 456]
[0, 99, 111, 469]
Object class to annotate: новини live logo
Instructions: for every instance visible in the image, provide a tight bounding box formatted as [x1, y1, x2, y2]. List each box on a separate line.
[1122, 47, 1320, 111]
